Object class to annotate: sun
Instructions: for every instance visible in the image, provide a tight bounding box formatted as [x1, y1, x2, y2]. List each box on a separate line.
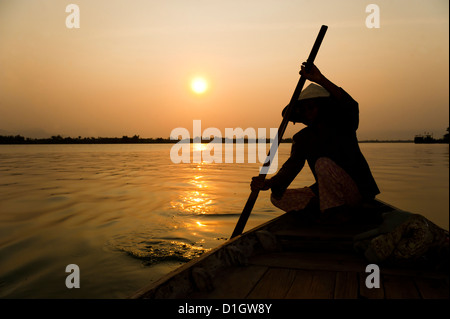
[191, 77, 208, 94]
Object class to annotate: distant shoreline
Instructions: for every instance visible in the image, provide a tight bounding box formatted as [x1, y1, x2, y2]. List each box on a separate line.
[0, 135, 417, 144]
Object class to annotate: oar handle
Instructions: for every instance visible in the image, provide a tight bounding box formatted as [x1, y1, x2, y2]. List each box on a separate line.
[283, 25, 328, 131]
[230, 25, 328, 239]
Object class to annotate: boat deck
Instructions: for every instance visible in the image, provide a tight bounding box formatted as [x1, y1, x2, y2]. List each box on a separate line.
[189, 247, 449, 299]
[131, 201, 449, 299]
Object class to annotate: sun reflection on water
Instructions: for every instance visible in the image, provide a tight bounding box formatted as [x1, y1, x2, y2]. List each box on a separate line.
[192, 143, 208, 153]
[171, 189, 213, 215]
[196, 221, 206, 227]
[170, 165, 215, 222]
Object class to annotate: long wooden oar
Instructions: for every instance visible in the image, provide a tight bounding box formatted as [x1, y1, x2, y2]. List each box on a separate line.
[231, 25, 328, 238]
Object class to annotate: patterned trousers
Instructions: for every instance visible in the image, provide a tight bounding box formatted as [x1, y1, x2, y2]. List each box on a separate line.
[271, 157, 362, 213]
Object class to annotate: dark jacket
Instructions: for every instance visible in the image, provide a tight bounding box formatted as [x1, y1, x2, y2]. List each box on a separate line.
[270, 87, 380, 200]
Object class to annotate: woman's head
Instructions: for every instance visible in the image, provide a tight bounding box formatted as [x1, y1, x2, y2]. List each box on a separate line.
[282, 83, 331, 125]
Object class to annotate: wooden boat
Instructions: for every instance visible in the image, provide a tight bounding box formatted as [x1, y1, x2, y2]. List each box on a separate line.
[130, 200, 449, 299]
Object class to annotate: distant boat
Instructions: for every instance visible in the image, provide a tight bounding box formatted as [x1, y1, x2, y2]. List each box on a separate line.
[414, 133, 448, 144]
[414, 133, 436, 144]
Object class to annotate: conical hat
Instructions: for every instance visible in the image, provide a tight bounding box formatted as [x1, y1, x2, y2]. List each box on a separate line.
[298, 83, 330, 100]
[282, 83, 330, 123]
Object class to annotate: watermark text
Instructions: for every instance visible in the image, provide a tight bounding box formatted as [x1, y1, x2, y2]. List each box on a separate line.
[170, 120, 279, 174]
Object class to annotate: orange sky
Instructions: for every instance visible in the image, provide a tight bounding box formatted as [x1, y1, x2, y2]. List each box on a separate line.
[0, 0, 448, 140]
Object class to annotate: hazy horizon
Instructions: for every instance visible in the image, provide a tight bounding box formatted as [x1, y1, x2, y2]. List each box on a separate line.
[1, 0, 448, 141]
[0, 128, 439, 141]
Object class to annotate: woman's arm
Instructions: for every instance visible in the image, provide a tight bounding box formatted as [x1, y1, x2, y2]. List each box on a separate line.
[300, 63, 343, 100]
[300, 63, 359, 130]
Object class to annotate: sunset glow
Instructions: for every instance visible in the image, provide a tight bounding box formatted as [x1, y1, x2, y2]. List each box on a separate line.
[0, 1, 448, 140]
[191, 78, 208, 94]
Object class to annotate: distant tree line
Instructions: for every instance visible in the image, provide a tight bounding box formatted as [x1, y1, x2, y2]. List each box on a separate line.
[0, 135, 171, 144]
[0, 134, 294, 144]
[2, 130, 449, 145]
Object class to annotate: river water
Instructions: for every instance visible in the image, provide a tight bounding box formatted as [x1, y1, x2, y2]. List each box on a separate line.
[0, 143, 448, 298]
